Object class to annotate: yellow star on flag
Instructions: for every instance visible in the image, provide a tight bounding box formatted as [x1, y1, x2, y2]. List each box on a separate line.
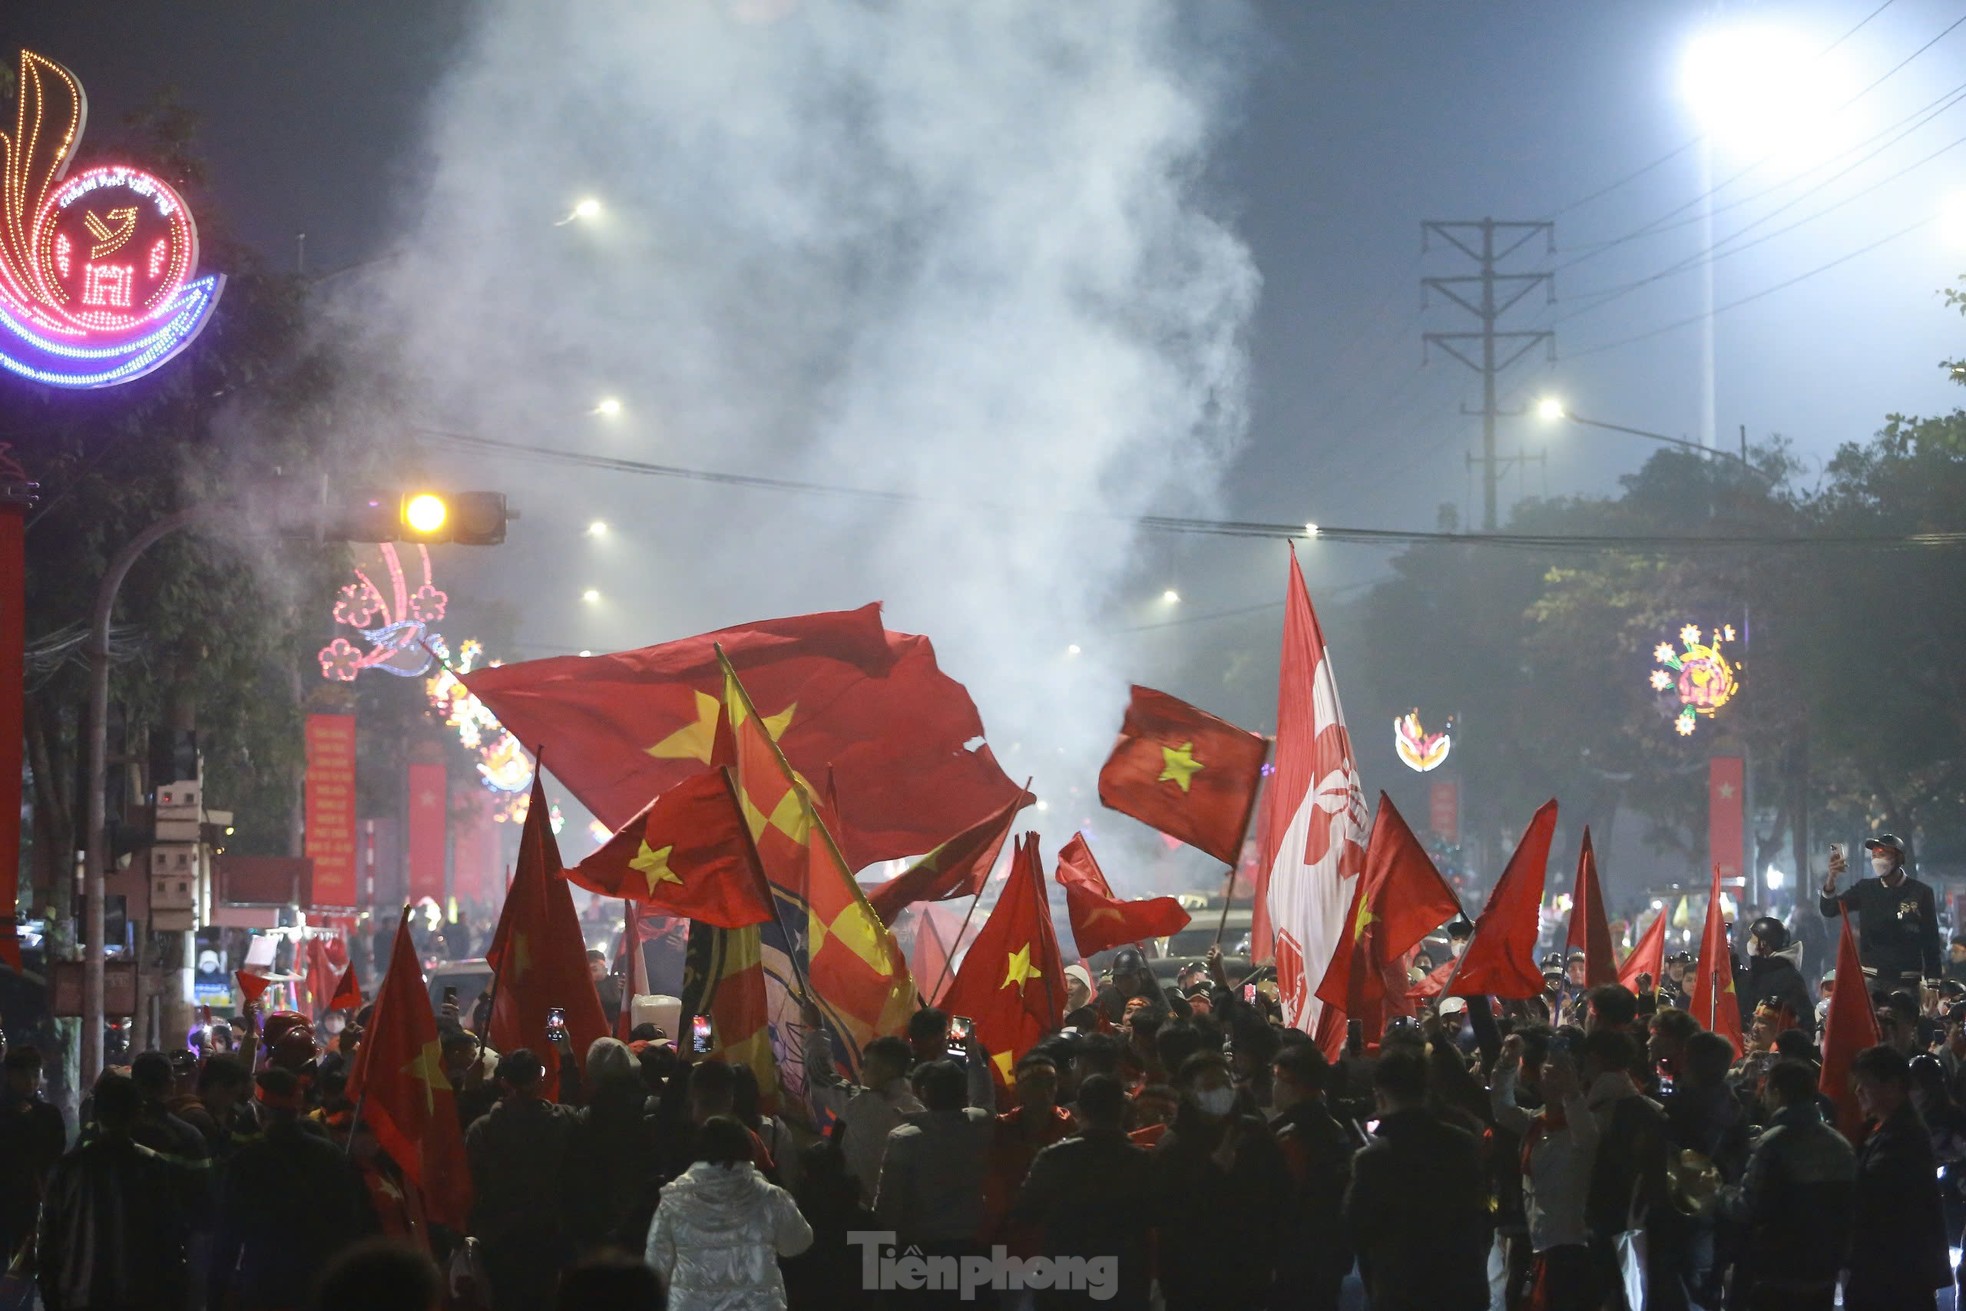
[509, 930, 532, 980]
[1085, 907, 1126, 926]
[647, 690, 720, 763]
[1352, 896, 1378, 943]
[402, 1037, 449, 1116]
[1157, 741, 1203, 793]
[1002, 941, 1043, 994]
[631, 841, 682, 894]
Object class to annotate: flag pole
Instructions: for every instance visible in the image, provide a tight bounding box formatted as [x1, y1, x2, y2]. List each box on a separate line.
[1033, 837, 1062, 1027]
[345, 902, 410, 1158]
[1212, 861, 1239, 949]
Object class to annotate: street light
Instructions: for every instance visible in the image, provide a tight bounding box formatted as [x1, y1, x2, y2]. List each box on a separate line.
[586, 520, 608, 537]
[556, 196, 604, 226]
[592, 397, 622, 418]
[1680, 25, 1854, 165]
[1161, 589, 1180, 605]
[581, 588, 601, 603]
[1536, 397, 1772, 482]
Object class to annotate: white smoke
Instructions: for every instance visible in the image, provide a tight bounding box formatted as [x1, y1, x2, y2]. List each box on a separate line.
[346, 0, 1259, 882]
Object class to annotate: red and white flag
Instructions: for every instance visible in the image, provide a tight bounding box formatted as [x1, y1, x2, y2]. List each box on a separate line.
[1255, 544, 1368, 1055]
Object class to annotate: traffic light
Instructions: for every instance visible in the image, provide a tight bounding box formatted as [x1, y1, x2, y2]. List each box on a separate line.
[397, 491, 510, 546]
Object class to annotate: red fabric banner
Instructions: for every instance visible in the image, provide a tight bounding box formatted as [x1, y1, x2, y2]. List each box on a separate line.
[303, 715, 359, 909]
[406, 762, 448, 905]
[1428, 780, 1459, 843]
[1708, 756, 1745, 886]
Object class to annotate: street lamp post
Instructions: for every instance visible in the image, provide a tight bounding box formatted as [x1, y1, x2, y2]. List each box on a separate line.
[1536, 400, 1772, 483]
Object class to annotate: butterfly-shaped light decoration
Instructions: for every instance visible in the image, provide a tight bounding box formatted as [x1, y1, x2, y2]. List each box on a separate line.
[0, 51, 223, 387]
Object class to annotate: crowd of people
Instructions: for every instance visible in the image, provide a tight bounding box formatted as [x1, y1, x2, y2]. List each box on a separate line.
[1, 834, 1965, 1310]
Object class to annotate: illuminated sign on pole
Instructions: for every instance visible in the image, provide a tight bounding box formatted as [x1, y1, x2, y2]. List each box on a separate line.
[0, 51, 224, 388]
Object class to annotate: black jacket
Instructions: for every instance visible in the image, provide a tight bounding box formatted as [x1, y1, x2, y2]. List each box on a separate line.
[1151, 1111, 1291, 1311]
[0, 1088, 66, 1258]
[465, 1095, 576, 1242]
[1270, 1099, 1354, 1304]
[1820, 873, 1943, 979]
[1013, 1127, 1156, 1310]
[1846, 1102, 1951, 1300]
[1733, 947, 1815, 1038]
[1345, 1107, 1491, 1311]
[1722, 1102, 1855, 1288]
[35, 1134, 191, 1311]
[210, 1116, 373, 1308]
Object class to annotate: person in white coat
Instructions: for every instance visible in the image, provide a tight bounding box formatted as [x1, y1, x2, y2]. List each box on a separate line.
[646, 1114, 814, 1311]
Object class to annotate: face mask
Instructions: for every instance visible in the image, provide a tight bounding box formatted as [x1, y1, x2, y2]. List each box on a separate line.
[324, 1016, 346, 1035]
[1873, 857, 1895, 878]
[1193, 1086, 1236, 1118]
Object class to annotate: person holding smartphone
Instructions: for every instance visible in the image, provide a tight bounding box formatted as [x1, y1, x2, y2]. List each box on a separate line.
[1821, 834, 1944, 989]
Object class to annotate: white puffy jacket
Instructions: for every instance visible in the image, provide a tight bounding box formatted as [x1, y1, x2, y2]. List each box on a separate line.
[645, 1161, 814, 1311]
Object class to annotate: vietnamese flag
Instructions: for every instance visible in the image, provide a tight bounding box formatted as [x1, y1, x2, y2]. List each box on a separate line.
[1566, 829, 1619, 988]
[1619, 909, 1667, 993]
[565, 770, 775, 928]
[1317, 795, 1461, 1030]
[1689, 864, 1745, 1056]
[346, 909, 472, 1229]
[464, 604, 1024, 871]
[1819, 912, 1879, 1139]
[1054, 833, 1191, 958]
[1448, 801, 1558, 1000]
[234, 970, 271, 1010]
[305, 936, 339, 1019]
[864, 786, 1029, 928]
[329, 964, 363, 1014]
[486, 773, 610, 1093]
[1097, 686, 1268, 866]
[942, 834, 1067, 1086]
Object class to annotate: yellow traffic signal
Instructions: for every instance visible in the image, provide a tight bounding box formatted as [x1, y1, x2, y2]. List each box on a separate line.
[402, 492, 449, 537]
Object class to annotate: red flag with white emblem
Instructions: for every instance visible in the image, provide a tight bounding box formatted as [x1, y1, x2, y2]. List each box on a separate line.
[940, 834, 1066, 1087]
[345, 909, 472, 1229]
[1254, 544, 1369, 1055]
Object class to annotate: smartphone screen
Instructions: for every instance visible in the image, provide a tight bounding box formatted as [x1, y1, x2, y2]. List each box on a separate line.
[945, 1015, 973, 1061]
[442, 985, 459, 1008]
[690, 1014, 715, 1056]
[545, 1006, 567, 1036]
[1241, 983, 1258, 1004]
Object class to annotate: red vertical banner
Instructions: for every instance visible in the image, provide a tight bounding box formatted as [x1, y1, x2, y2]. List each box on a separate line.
[406, 762, 449, 905]
[0, 495, 23, 969]
[1709, 756, 1745, 886]
[1428, 780, 1460, 843]
[449, 786, 499, 908]
[303, 714, 359, 908]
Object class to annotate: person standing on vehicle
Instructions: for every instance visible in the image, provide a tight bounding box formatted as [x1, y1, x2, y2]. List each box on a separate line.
[1821, 835, 1942, 989]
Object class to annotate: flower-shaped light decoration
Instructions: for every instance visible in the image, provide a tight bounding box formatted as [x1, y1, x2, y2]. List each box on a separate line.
[332, 582, 380, 629]
[408, 583, 448, 625]
[318, 544, 444, 682]
[318, 637, 362, 682]
[1651, 623, 1739, 737]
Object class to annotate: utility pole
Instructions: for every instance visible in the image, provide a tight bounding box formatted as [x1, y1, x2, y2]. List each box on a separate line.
[1422, 219, 1556, 531]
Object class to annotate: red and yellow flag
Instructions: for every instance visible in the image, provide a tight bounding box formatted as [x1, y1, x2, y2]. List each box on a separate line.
[941, 834, 1066, 1085]
[1098, 685, 1268, 865]
[1054, 833, 1190, 958]
[1689, 863, 1745, 1056]
[346, 910, 472, 1229]
[567, 769, 776, 929]
[1317, 794, 1460, 1029]
[722, 654, 914, 1067]
[864, 786, 1028, 928]
[486, 773, 610, 1093]
[680, 919, 784, 1114]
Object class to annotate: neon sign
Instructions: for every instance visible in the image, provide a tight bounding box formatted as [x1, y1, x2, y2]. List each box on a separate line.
[1394, 711, 1452, 772]
[319, 544, 448, 682]
[1651, 624, 1738, 736]
[0, 51, 223, 388]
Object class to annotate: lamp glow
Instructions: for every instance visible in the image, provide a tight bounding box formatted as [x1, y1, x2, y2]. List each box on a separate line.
[1681, 25, 1857, 164]
[557, 197, 604, 226]
[1535, 396, 1566, 421]
[1161, 589, 1180, 604]
[587, 520, 608, 537]
[581, 588, 601, 604]
[403, 494, 448, 536]
[1304, 522, 1320, 538]
[593, 397, 622, 417]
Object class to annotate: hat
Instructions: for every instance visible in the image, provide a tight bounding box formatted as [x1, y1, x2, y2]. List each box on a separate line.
[1864, 834, 1906, 855]
[1437, 996, 1468, 1018]
[1666, 951, 1693, 965]
[1565, 949, 1587, 963]
[1447, 918, 1475, 940]
[1540, 951, 1565, 970]
[1063, 964, 1094, 993]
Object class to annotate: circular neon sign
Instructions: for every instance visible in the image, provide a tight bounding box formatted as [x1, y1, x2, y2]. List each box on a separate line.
[33, 166, 199, 331]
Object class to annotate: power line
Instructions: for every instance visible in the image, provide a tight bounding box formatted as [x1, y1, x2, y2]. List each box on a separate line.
[412, 427, 1966, 553]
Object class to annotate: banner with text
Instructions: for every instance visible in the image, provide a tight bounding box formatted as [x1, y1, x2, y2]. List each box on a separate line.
[407, 762, 449, 905]
[303, 714, 358, 908]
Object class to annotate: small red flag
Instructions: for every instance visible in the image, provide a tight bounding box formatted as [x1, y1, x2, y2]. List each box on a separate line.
[864, 786, 1029, 928]
[1054, 833, 1191, 958]
[942, 834, 1067, 1086]
[1619, 909, 1668, 992]
[1566, 829, 1619, 988]
[328, 964, 364, 1013]
[1317, 794, 1461, 1028]
[1689, 864, 1745, 1056]
[1818, 912, 1879, 1140]
[486, 773, 611, 1094]
[1097, 686, 1268, 866]
[234, 970, 271, 1009]
[345, 910, 472, 1229]
[565, 770, 775, 928]
[1448, 801, 1558, 1000]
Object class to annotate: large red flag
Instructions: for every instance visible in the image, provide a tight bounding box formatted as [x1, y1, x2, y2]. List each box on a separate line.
[486, 774, 610, 1093]
[1819, 912, 1879, 1140]
[1688, 864, 1745, 1056]
[1448, 801, 1558, 1000]
[565, 770, 775, 928]
[1619, 909, 1668, 992]
[1097, 686, 1268, 865]
[1316, 795, 1461, 1032]
[1255, 544, 1369, 1054]
[346, 910, 472, 1229]
[863, 787, 1028, 928]
[941, 834, 1066, 1086]
[464, 605, 1023, 870]
[1566, 829, 1619, 988]
[1054, 833, 1191, 957]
